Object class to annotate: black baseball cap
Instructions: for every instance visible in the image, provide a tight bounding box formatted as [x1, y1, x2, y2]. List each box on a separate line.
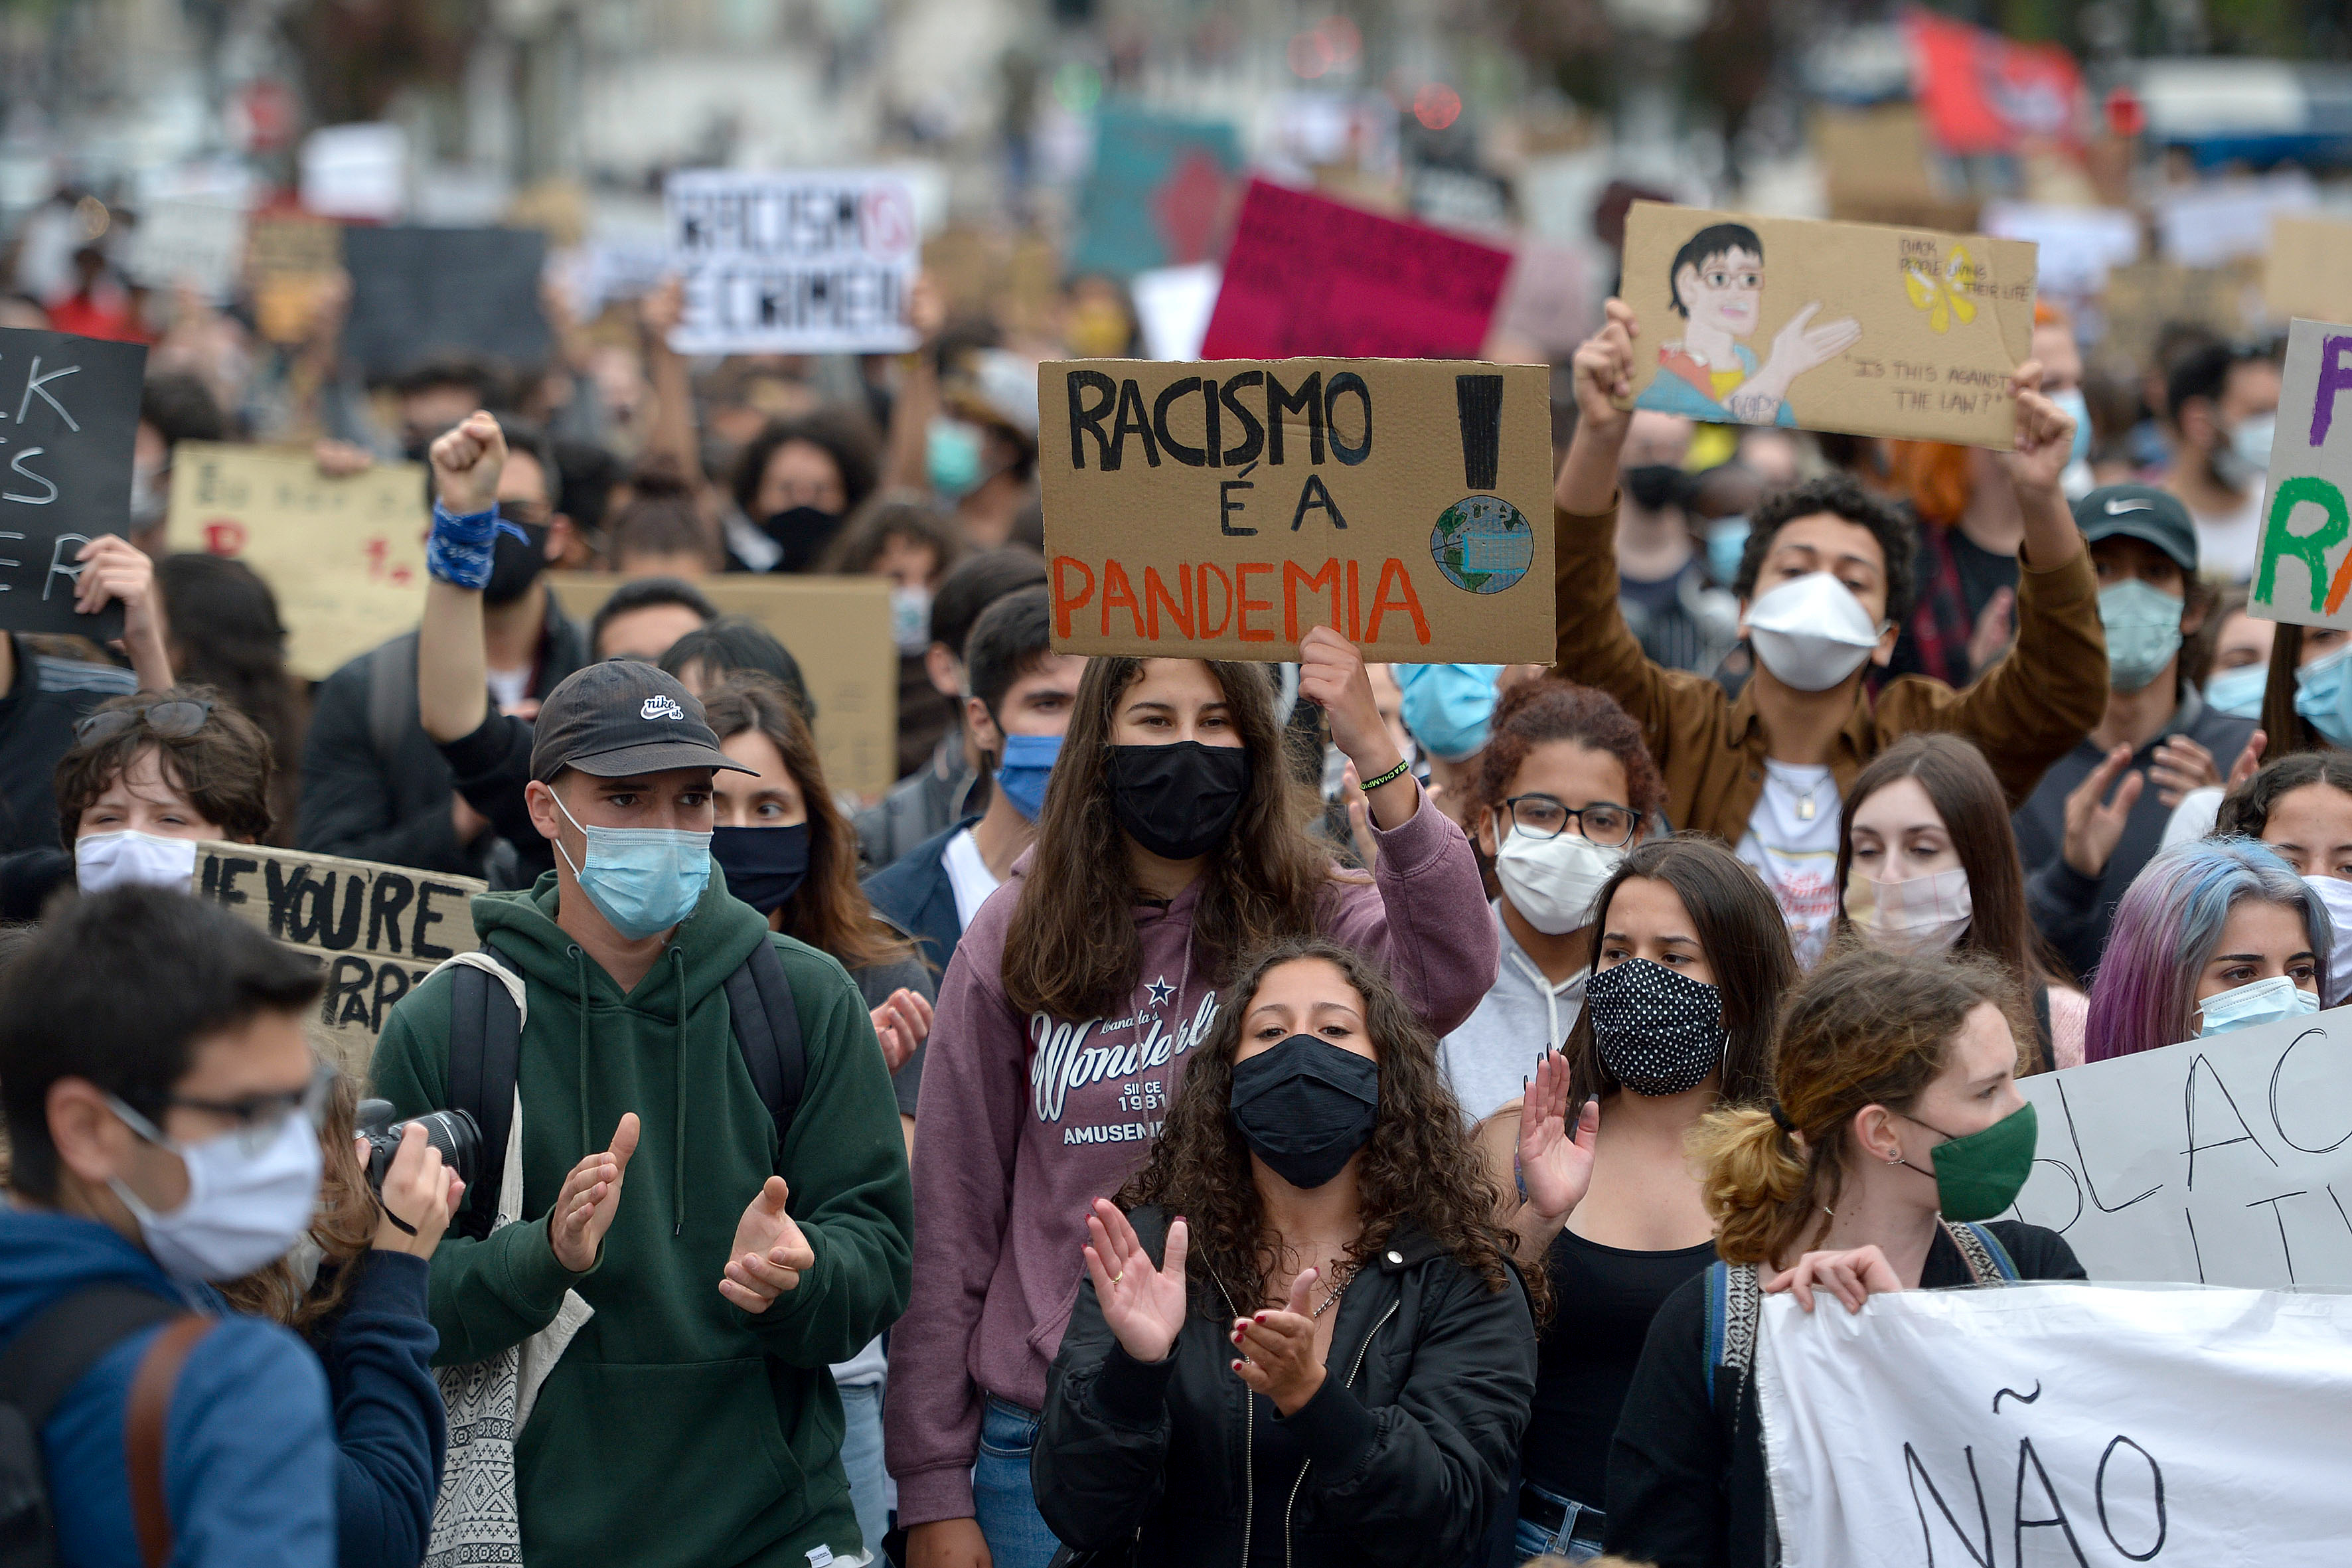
[2074, 485, 2199, 573]
[528, 661, 755, 783]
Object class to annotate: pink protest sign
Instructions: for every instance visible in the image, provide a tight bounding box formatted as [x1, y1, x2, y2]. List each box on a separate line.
[1199, 179, 1512, 360]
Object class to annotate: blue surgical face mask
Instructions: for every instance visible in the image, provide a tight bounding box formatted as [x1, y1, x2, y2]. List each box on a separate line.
[2098, 579, 2185, 693]
[927, 417, 984, 498]
[2205, 662, 2269, 720]
[2195, 973, 2319, 1038]
[552, 791, 712, 941]
[1705, 515, 1749, 588]
[2296, 643, 2352, 748]
[1393, 663, 1502, 762]
[2052, 388, 2092, 465]
[994, 732, 1062, 821]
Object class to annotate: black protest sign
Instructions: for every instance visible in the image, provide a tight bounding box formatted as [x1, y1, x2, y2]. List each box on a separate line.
[339, 226, 552, 379]
[0, 329, 145, 639]
[190, 841, 483, 1074]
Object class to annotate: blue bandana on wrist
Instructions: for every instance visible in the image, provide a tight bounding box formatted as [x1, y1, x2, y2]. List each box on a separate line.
[426, 501, 527, 591]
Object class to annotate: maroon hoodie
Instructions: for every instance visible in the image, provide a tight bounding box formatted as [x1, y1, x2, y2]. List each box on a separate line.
[884, 790, 1499, 1526]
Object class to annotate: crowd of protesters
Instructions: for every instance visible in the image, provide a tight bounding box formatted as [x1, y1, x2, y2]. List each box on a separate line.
[2, 214, 2347, 1568]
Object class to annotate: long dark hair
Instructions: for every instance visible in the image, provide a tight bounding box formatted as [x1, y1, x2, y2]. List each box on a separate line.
[1002, 658, 1343, 1020]
[2216, 751, 2352, 840]
[1562, 836, 1793, 1107]
[700, 671, 912, 973]
[1117, 935, 1539, 1320]
[155, 554, 303, 843]
[1833, 733, 2071, 991]
[2260, 622, 2325, 758]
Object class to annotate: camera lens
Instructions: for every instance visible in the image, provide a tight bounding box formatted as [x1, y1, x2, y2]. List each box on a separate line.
[362, 1107, 483, 1196]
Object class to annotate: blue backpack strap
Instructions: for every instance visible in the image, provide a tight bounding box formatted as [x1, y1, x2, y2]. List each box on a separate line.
[1954, 1221, 2020, 1283]
[723, 937, 805, 1160]
[1702, 1261, 1729, 1407]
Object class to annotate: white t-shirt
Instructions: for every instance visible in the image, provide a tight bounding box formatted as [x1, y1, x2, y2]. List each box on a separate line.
[485, 665, 530, 714]
[941, 826, 1002, 931]
[1736, 760, 1843, 969]
[2191, 486, 2264, 584]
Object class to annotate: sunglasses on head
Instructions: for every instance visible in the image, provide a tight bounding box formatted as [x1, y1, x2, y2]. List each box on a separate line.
[74, 698, 214, 745]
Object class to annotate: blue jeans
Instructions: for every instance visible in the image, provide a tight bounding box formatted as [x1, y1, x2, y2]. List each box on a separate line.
[838, 1381, 895, 1553]
[973, 1396, 1063, 1568]
[1512, 1480, 1605, 1563]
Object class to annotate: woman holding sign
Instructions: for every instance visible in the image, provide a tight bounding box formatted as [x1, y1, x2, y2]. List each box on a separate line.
[886, 635, 1497, 1568]
[1604, 947, 2084, 1568]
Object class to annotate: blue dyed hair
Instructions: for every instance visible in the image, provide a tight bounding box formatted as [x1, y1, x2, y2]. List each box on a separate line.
[2086, 836, 2331, 1061]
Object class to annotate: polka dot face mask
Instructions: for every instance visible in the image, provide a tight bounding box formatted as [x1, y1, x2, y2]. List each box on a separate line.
[1584, 957, 1728, 1097]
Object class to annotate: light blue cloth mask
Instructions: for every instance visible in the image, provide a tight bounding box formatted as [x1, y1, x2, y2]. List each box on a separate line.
[2097, 578, 2185, 693]
[1705, 516, 1750, 587]
[994, 732, 1062, 821]
[2195, 973, 2319, 1038]
[554, 793, 711, 940]
[927, 417, 984, 497]
[2052, 388, 2093, 465]
[2296, 642, 2352, 748]
[2204, 662, 2269, 720]
[1393, 663, 1503, 761]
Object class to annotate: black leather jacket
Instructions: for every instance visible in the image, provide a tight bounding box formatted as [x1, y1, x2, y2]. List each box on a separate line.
[1035, 1206, 1535, 1567]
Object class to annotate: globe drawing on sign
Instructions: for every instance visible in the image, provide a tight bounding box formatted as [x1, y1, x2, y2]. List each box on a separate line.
[1431, 495, 1534, 595]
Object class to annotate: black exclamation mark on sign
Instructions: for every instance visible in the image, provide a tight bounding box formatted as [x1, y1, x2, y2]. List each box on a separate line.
[1455, 374, 1503, 491]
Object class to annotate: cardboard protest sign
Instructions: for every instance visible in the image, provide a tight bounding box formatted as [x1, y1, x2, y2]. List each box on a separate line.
[2264, 212, 2352, 324]
[1038, 357, 1552, 662]
[2158, 174, 2313, 268]
[339, 226, 551, 378]
[544, 573, 897, 797]
[0, 328, 146, 641]
[665, 170, 919, 356]
[2005, 1000, 2352, 1286]
[246, 214, 344, 345]
[1757, 1283, 2352, 1567]
[1068, 104, 1244, 280]
[122, 199, 247, 300]
[1198, 181, 1512, 362]
[164, 443, 430, 680]
[2095, 258, 2259, 372]
[188, 842, 481, 1075]
[2251, 318, 2352, 631]
[1618, 202, 2038, 449]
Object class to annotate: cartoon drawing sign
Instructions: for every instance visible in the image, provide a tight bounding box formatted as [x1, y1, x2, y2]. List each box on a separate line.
[1618, 203, 2040, 449]
[1038, 356, 1553, 663]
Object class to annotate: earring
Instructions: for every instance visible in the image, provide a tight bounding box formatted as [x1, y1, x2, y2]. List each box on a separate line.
[1886, 1150, 1903, 1164]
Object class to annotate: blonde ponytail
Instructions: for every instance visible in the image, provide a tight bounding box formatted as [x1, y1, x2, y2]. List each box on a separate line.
[1689, 1105, 1813, 1267]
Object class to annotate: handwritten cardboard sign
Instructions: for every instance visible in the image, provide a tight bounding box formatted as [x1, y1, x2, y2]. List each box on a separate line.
[2264, 212, 2352, 325]
[246, 214, 344, 345]
[665, 169, 919, 355]
[1038, 357, 1553, 662]
[0, 327, 147, 641]
[1759, 1283, 2352, 1567]
[2250, 318, 2352, 631]
[2005, 1001, 2352, 1287]
[1618, 202, 2038, 449]
[544, 573, 898, 797]
[2096, 258, 2259, 372]
[188, 841, 481, 1075]
[165, 443, 430, 680]
[1196, 180, 1513, 361]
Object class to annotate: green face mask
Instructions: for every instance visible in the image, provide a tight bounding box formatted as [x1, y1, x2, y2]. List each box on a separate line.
[1900, 1103, 2039, 1222]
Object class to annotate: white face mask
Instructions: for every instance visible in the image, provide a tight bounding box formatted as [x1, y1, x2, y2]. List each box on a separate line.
[76, 830, 200, 894]
[104, 1097, 323, 1283]
[1493, 826, 1623, 935]
[1744, 571, 1887, 692]
[1846, 865, 1974, 955]
[2302, 874, 2352, 1006]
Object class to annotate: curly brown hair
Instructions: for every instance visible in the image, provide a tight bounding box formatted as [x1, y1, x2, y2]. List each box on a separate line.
[1466, 676, 1667, 850]
[216, 1069, 379, 1335]
[1117, 935, 1544, 1323]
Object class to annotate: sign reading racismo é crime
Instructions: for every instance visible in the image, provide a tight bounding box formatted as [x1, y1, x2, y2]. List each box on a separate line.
[1038, 357, 1554, 662]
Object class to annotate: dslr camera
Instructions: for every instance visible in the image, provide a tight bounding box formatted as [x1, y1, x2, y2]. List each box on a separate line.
[355, 1099, 482, 1196]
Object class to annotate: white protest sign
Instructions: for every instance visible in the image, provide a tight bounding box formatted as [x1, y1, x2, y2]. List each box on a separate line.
[1979, 201, 2140, 297]
[665, 169, 919, 354]
[2252, 317, 2352, 631]
[1759, 1283, 2352, 1567]
[122, 199, 247, 300]
[2004, 1002, 2352, 1287]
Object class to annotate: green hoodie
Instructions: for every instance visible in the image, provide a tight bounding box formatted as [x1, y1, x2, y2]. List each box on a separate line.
[370, 868, 913, 1567]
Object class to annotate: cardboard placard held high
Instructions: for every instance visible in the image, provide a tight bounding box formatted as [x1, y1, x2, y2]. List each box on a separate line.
[2252, 317, 2352, 631]
[1040, 358, 1553, 663]
[1617, 202, 2039, 449]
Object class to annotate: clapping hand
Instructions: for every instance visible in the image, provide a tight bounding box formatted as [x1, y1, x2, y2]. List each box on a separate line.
[549, 1112, 637, 1272]
[721, 1175, 816, 1313]
[1518, 1050, 1599, 1221]
[870, 988, 933, 1075]
[1231, 1269, 1328, 1417]
[1083, 1198, 1189, 1365]
[2061, 745, 2142, 879]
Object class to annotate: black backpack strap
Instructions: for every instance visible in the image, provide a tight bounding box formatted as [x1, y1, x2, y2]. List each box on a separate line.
[2029, 984, 2057, 1075]
[445, 937, 522, 1241]
[0, 1283, 182, 1433]
[724, 937, 805, 1160]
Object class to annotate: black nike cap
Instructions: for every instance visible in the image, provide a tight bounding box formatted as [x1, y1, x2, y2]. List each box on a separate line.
[528, 661, 755, 783]
[2073, 484, 2199, 573]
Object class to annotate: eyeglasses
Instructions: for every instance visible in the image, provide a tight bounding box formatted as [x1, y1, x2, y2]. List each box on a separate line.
[1500, 794, 1637, 848]
[74, 698, 214, 745]
[113, 1061, 340, 1156]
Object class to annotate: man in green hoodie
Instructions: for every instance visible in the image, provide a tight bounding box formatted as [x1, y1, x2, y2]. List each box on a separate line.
[370, 415, 913, 1567]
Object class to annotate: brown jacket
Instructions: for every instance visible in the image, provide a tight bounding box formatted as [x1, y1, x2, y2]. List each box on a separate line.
[1551, 502, 2108, 844]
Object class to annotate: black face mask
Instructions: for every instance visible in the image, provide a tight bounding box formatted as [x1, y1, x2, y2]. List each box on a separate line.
[1229, 1034, 1379, 1190]
[711, 823, 811, 915]
[1109, 742, 1250, 861]
[482, 521, 552, 606]
[761, 506, 844, 574]
[1585, 957, 1728, 1096]
[1623, 463, 1687, 512]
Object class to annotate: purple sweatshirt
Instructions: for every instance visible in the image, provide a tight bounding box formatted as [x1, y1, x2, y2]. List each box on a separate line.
[884, 789, 1499, 1526]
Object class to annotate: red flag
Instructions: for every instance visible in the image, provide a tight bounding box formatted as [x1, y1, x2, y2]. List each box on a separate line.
[1905, 9, 2084, 155]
